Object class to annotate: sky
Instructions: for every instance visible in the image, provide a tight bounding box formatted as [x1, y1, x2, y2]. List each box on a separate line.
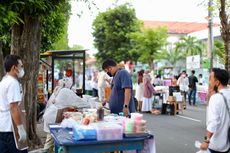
[68, 0, 218, 56]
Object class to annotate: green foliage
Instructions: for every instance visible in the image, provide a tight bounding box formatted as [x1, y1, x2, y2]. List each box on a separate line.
[202, 58, 211, 69]
[175, 36, 206, 56]
[8, 0, 66, 16]
[69, 44, 84, 50]
[214, 39, 225, 64]
[156, 48, 185, 67]
[92, 4, 141, 63]
[130, 27, 168, 65]
[49, 24, 69, 51]
[40, 1, 71, 51]
[0, 1, 71, 52]
[0, 4, 22, 56]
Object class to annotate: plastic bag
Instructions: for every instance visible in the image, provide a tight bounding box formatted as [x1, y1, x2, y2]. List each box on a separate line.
[195, 141, 210, 153]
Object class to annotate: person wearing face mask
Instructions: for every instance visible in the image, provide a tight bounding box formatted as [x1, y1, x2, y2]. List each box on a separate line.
[200, 68, 230, 153]
[0, 55, 27, 153]
[177, 70, 189, 109]
[102, 59, 136, 117]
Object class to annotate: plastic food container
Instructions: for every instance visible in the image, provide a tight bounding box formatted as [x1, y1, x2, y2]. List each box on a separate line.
[95, 123, 123, 141]
[73, 125, 97, 141]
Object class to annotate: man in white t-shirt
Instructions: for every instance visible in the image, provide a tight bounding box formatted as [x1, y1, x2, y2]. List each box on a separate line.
[200, 68, 230, 153]
[198, 74, 205, 85]
[0, 55, 27, 153]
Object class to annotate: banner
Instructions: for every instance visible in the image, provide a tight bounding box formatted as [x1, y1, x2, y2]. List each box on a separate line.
[186, 55, 200, 69]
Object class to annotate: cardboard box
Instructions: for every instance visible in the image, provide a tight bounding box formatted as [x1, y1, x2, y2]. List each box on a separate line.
[55, 107, 71, 123]
[167, 96, 176, 102]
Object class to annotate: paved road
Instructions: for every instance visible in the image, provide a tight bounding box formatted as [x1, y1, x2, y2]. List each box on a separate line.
[144, 105, 207, 153]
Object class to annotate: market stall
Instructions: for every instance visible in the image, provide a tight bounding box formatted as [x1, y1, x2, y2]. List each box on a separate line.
[197, 85, 208, 104]
[154, 86, 169, 104]
[50, 125, 153, 153]
[49, 110, 155, 153]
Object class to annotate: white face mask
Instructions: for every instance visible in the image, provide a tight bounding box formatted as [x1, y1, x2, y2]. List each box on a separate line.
[17, 68, 25, 78]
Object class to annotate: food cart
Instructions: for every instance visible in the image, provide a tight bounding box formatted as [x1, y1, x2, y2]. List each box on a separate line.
[40, 50, 86, 96]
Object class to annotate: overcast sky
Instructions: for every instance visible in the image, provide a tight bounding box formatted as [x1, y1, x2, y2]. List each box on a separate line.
[68, 0, 218, 55]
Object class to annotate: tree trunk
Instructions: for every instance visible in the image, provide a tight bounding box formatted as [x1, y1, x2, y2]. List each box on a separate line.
[0, 42, 4, 80]
[149, 60, 155, 70]
[219, 0, 230, 71]
[11, 14, 42, 148]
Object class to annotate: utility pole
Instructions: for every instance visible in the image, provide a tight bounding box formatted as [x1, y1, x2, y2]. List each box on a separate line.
[208, 0, 214, 71]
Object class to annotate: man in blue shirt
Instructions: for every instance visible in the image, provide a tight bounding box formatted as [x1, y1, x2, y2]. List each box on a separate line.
[102, 59, 135, 116]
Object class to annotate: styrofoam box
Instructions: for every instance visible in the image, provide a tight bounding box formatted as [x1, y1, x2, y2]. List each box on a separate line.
[95, 123, 123, 141]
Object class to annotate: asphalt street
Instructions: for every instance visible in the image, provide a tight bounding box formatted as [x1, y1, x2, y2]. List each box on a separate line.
[144, 104, 207, 153]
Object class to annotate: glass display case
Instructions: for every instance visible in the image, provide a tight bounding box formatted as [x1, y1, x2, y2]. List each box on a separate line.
[40, 50, 86, 96]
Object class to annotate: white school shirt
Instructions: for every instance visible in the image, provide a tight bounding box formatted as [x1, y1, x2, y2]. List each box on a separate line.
[0, 75, 22, 132]
[207, 88, 230, 152]
[177, 76, 189, 92]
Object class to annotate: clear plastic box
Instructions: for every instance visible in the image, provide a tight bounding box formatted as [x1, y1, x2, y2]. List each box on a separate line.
[95, 123, 123, 141]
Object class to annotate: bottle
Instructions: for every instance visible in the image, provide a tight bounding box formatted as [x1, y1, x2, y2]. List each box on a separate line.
[97, 107, 104, 121]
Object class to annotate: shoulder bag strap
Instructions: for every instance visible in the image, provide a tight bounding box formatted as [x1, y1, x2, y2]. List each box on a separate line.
[219, 92, 230, 115]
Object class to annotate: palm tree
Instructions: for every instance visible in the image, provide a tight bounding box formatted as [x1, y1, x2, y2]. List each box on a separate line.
[214, 39, 225, 64]
[156, 48, 185, 67]
[175, 36, 206, 57]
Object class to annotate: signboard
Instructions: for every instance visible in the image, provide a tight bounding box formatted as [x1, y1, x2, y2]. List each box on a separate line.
[37, 73, 45, 103]
[186, 55, 200, 69]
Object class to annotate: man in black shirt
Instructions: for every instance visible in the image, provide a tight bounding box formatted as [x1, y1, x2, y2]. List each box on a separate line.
[188, 70, 198, 105]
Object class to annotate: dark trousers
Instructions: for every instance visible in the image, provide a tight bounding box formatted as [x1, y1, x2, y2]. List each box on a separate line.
[180, 91, 187, 102]
[0, 132, 27, 153]
[92, 88, 98, 97]
[209, 148, 230, 153]
[188, 89, 197, 105]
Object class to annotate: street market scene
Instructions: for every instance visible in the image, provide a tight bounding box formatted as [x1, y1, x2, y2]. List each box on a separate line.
[0, 0, 230, 153]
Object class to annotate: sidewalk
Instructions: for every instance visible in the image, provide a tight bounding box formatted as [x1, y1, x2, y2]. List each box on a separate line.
[29, 122, 47, 153]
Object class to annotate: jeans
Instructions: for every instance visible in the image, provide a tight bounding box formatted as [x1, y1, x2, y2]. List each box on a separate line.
[0, 132, 28, 153]
[188, 89, 197, 105]
[209, 148, 230, 153]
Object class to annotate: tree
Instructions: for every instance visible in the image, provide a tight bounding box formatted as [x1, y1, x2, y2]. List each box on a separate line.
[219, 0, 230, 71]
[130, 27, 168, 68]
[156, 48, 185, 67]
[214, 39, 225, 64]
[92, 4, 141, 63]
[1, 0, 71, 148]
[41, 3, 70, 51]
[175, 36, 205, 57]
[0, 4, 21, 80]
[70, 44, 84, 50]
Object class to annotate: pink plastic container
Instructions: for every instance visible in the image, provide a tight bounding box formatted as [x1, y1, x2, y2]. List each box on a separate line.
[131, 113, 143, 121]
[163, 80, 172, 86]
